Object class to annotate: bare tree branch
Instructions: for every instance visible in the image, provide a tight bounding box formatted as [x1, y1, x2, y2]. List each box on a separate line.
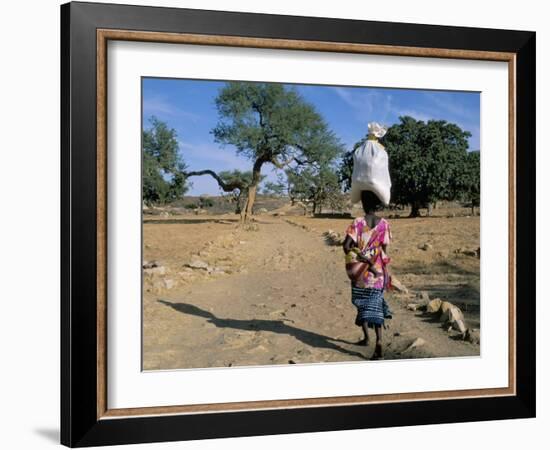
[183, 169, 245, 192]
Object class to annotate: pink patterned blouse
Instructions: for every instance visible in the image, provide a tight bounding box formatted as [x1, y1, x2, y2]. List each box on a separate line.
[344, 217, 391, 289]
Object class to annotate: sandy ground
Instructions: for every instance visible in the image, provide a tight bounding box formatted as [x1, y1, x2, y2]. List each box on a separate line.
[142, 206, 480, 370]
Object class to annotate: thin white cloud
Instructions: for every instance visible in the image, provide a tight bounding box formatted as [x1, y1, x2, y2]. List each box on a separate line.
[331, 87, 394, 126]
[178, 141, 251, 172]
[143, 96, 201, 122]
[423, 91, 478, 122]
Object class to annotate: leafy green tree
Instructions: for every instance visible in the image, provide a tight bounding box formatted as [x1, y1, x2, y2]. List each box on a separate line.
[208, 82, 344, 221]
[286, 164, 343, 214]
[460, 150, 480, 214]
[217, 170, 265, 214]
[383, 117, 471, 216]
[142, 116, 188, 204]
[262, 175, 287, 197]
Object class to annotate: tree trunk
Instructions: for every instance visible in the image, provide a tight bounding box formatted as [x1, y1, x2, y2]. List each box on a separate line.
[409, 201, 421, 218]
[240, 158, 264, 222]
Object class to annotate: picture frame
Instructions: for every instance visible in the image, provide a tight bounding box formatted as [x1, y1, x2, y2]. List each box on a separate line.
[60, 1, 536, 447]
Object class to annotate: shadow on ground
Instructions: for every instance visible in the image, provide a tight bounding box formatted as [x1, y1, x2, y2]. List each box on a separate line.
[143, 218, 239, 225]
[158, 300, 365, 359]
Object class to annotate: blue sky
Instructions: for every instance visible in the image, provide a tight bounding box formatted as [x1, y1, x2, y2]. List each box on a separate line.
[142, 78, 480, 196]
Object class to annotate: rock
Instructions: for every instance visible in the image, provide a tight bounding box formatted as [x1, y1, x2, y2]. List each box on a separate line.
[144, 266, 166, 276]
[288, 360, 296, 364]
[476, 247, 481, 258]
[324, 230, 344, 246]
[403, 337, 426, 353]
[407, 303, 420, 311]
[185, 259, 209, 270]
[390, 276, 408, 294]
[273, 212, 286, 216]
[462, 249, 477, 257]
[239, 241, 247, 245]
[160, 211, 170, 217]
[393, 332, 401, 337]
[464, 328, 480, 344]
[416, 291, 430, 304]
[163, 279, 175, 289]
[439, 302, 466, 334]
[258, 208, 269, 214]
[194, 208, 207, 215]
[440, 302, 464, 321]
[453, 319, 467, 334]
[419, 243, 433, 251]
[143, 260, 159, 269]
[426, 298, 443, 313]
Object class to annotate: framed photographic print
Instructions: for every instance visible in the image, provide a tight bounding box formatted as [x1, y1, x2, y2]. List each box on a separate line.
[60, 1, 536, 447]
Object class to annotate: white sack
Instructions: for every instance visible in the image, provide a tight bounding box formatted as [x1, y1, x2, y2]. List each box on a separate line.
[350, 139, 392, 205]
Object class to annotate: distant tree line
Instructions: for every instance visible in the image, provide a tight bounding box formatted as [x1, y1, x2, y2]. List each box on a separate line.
[142, 82, 480, 219]
[340, 116, 480, 217]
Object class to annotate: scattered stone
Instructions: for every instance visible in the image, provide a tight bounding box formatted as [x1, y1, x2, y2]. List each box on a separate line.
[426, 298, 443, 313]
[290, 304, 297, 308]
[419, 243, 433, 251]
[273, 212, 286, 216]
[185, 258, 209, 270]
[258, 208, 269, 214]
[439, 301, 467, 334]
[194, 208, 207, 215]
[464, 328, 481, 344]
[144, 266, 166, 276]
[163, 279, 175, 290]
[143, 260, 159, 269]
[288, 360, 296, 364]
[407, 303, 420, 311]
[390, 276, 408, 294]
[454, 247, 478, 257]
[393, 332, 401, 337]
[416, 291, 430, 304]
[403, 337, 426, 353]
[324, 230, 344, 246]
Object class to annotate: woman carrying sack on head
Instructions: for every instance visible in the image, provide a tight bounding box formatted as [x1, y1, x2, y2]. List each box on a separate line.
[342, 122, 393, 361]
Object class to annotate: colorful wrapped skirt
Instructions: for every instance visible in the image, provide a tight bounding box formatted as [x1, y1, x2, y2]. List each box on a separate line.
[351, 285, 389, 327]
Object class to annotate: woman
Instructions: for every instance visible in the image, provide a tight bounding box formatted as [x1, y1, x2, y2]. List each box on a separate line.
[343, 190, 392, 360]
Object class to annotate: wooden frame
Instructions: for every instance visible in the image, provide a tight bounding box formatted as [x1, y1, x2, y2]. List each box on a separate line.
[61, 1, 535, 447]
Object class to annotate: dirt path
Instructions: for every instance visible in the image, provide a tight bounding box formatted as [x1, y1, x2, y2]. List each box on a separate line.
[143, 214, 479, 370]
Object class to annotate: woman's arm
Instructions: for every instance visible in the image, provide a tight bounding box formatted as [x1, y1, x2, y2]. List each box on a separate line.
[343, 235, 356, 254]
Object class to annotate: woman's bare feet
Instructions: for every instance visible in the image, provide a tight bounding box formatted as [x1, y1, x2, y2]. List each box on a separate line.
[371, 343, 383, 360]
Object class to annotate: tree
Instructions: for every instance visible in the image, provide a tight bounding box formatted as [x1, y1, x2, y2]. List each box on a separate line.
[460, 150, 480, 214]
[286, 164, 343, 215]
[217, 170, 265, 214]
[142, 116, 188, 204]
[262, 174, 287, 197]
[382, 117, 471, 216]
[209, 82, 344, 221]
